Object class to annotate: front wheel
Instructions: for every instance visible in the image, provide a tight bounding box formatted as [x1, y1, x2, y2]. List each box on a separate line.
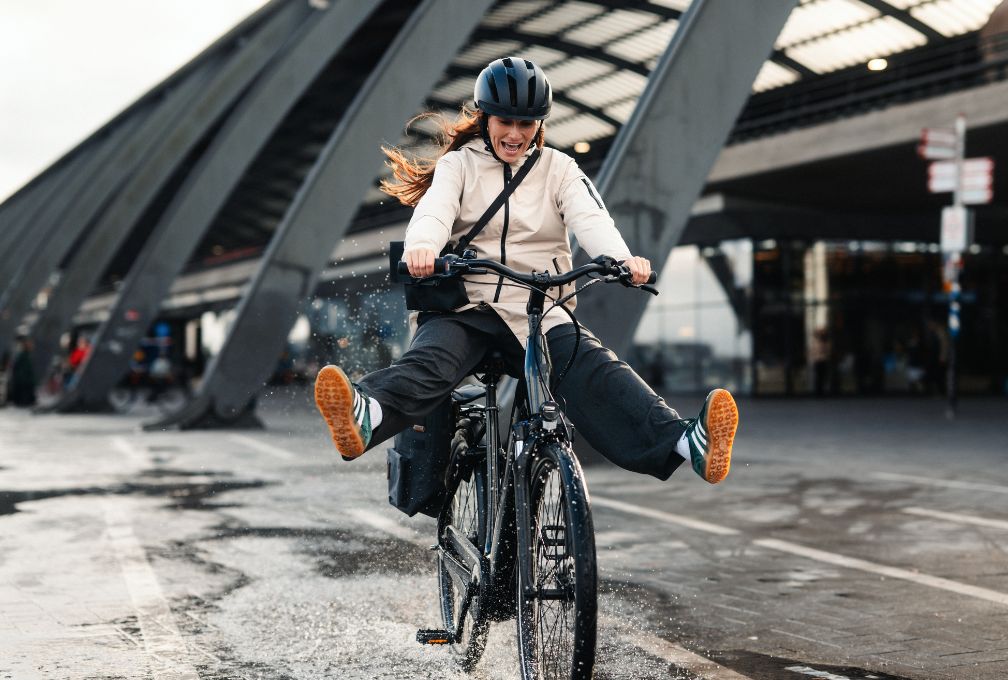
[517, 442, 597, 680]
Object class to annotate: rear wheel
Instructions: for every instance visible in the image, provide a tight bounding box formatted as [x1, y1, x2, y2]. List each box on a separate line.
[517, 442, 597, 680]
[438, 449, 490, 669]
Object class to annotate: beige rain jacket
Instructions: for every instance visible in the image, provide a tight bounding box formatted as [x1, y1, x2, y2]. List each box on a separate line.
[402, 138, 633, 345]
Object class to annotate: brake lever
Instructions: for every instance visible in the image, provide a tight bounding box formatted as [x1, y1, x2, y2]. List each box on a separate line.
[614, 269, 660, 296]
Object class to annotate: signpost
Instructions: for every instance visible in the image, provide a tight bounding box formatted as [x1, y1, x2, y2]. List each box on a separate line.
[920, 116, 995, 418]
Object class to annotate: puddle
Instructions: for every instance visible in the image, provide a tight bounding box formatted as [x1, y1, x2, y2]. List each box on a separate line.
[0, 469, 269, 515]
[207, 524, 432, 578]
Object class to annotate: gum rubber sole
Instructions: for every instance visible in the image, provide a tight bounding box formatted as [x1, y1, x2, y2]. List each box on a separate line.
[701, 389, 738, 484]
[314, 365, 365, 460]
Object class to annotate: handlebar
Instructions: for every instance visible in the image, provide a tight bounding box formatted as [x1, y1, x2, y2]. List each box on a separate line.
[396, 254, 658, 294]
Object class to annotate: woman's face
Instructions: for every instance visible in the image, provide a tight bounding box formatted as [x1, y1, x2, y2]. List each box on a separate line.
[486, 115, 538, 163]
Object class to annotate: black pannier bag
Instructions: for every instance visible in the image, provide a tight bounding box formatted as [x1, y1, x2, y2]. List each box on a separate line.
[387, 397, 454, 517]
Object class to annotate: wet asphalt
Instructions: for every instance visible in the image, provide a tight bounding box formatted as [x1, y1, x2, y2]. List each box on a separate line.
[1, 388, 1007, 679]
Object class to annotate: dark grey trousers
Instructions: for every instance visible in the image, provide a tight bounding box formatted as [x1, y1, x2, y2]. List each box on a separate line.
[359, 307, 687, 480]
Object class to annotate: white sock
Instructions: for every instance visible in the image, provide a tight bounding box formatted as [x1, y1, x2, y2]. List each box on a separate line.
[674, 430, 690, 460]
[368, 398, 383, 428]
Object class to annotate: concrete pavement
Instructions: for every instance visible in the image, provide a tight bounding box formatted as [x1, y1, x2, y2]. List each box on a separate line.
[1, 390, 1006, 679]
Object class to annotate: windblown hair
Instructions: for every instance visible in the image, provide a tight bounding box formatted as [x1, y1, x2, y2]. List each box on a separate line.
[380, 104, 545, 207]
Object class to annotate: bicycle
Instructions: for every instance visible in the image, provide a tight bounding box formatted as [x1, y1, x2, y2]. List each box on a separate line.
[401, 253, 657, 679]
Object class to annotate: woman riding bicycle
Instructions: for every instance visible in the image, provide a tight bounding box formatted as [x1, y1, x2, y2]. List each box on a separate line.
[315, 57, 737, 485]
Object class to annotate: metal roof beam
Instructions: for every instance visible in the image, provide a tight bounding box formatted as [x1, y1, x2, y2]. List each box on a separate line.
[0, 65, 218, 354]
[573, 0, 797, 357]
[51, 0, 385, 413]
[857, 0, 944, 42]
[470, 27, 651, 76]
[23, 1, 313, 390]
[0, 150, 91, 282]
[145, 0, 496, 430]
[771, 49, 817, 77]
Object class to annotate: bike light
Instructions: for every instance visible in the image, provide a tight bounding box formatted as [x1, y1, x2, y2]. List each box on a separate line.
[541, 401, 559, 431]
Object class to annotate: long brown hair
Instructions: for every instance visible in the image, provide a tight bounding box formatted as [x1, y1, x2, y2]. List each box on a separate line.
[380, 105, 545, 207]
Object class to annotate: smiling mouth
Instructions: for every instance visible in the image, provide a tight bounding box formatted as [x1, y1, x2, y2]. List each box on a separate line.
[501, 141, 522, 154]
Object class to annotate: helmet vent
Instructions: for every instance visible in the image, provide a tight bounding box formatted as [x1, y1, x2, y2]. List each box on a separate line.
[527, 75, 536, 105]
[502, 57, 513, 68]
[524, 59, 534, 70]
[506, 75, 517, 107]
[486, 74, 499, 103]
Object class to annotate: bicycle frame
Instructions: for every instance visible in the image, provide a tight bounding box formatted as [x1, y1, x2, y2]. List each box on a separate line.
[428, 255, 654, 644]
[440, 283, 574, 630]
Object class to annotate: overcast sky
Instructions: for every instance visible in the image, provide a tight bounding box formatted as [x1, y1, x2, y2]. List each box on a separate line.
[0, 0, 270, 203]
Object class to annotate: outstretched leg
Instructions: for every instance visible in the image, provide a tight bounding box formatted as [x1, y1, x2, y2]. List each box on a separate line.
[545, 323, 737, 483]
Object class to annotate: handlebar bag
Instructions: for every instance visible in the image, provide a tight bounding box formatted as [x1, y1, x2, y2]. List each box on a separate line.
[386, 396, 453, 517]
[389, 240, 469, 312]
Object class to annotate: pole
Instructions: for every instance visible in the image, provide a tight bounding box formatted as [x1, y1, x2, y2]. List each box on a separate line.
[945, 114, 966, 419]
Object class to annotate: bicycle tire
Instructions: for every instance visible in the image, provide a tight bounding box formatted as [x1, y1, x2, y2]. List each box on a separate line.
[438, 455, 491, 670]
[516, 442, 597, 680]
[107, 386, 136, 413]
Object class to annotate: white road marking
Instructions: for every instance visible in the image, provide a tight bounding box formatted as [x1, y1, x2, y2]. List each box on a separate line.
[770, 628, 842, 648]
[228, 434, 297, 460]
[111, 435, 149, 468]
[871, 472, 1008, 495]
[754, 538, 1008, 606]
[592, 496, 740, 536]
[347, 508, 431, 547]
[103, 495, 199, 679]
[903, 506, 1008, 530]
[593, 495, 1008, 607]
[785, 665, 857, 680]
[601, 615, 756, 679]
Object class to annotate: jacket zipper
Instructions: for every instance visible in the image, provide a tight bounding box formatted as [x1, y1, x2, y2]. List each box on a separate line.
[552, 257, 565, 302]
[581, 177, 604, 209]
[493, 163, 513, 302]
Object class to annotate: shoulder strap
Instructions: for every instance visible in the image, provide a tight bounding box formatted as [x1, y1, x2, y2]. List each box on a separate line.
[453, 148, 541, 254]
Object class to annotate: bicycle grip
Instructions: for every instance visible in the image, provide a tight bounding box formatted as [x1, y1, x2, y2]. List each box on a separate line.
[396, 257, 453, 278]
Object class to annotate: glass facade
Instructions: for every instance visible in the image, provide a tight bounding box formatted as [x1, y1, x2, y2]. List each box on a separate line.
[634, 238, 1008, 397]
[632, 239, 753, 395]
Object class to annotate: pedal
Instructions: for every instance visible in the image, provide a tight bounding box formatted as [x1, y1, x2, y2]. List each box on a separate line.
[416, 629, 455, 645]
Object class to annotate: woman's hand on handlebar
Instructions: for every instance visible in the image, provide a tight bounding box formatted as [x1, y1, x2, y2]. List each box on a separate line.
[403, 247, 437, 278]
[622, 255, 653, 285]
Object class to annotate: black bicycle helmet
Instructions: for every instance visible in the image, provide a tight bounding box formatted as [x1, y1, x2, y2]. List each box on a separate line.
[473, 57, 552, 120]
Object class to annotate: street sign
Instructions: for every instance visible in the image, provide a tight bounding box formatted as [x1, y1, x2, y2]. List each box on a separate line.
[918, 127, 957, 159]
[962, 188, 993, 205]
[963, 157, 995, 174]
[919, 144, 955, 160]
[922, 127, 956, 145]
[927, 157, 995, 198]
[928, 161, 957, 192]
[941, 205, 973, 253]
[961, 174, 993, 190]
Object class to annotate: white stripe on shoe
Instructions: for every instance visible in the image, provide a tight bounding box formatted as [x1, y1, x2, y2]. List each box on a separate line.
[690, 429, 705, 453]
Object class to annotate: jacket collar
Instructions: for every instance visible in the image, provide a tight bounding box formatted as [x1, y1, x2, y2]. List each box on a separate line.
[463, 138, 537, 165]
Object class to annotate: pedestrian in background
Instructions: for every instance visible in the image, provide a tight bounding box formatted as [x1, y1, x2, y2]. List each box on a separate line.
[8, 336, 37, 407]
[808, 326, 831, 396]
